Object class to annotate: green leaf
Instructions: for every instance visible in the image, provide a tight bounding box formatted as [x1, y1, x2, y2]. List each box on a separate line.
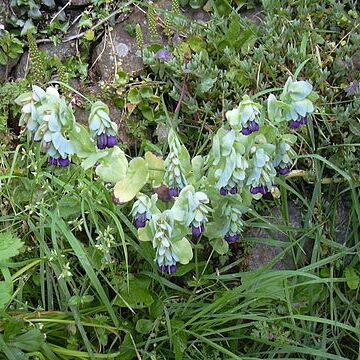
[113, 157, 149, 203]
[69, 124, 96, 158]
[210, 238, 229, 255]
[139, 87, 153, 98]
[187, 35, 206, 52]
[172, 238, 193, 264]
[144, 151, 164, 187]
[95, 147, 128, 183]
[0, 282, 12, 309]
[344, 266, 359, 290]
[0, 233, 24, 262]
[83, 30, 95, 41]
[57, 195, 81, 218]
[41, 0, 55, 7]
[8, 329, 44, 352]
[138, 223, 153, 242]
[136, 319, 153, 334]
[197, 77, 217, 93]
[81, 151, 109, 170]
[288, 80, 313, 101]
[20, 19, 36, 35]
[113, 276, 154, 308]
[214, 0, 232, 16]
[128, 88, 141, 104]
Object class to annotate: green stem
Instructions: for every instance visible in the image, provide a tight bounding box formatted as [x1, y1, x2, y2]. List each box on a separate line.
[286, 170, 349, 184]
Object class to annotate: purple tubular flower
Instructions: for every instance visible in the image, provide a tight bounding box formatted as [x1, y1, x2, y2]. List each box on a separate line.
[135, 212, 147, 228]
[155, 49, 172, 62]
[230, 186, 237, 194]
[158, 265, 176, 274]
[169, 188, 180, 197]
[59, 157, 70, 167]
[300, 117, 308, 125]
[250, 186, 259, 194]
[220, 187, 228, 196]
[248, 121, 260, 133]
[48, 157, 57, 165]
[289, 120, 301, 129]
[241, 127, 251, 135]
[259, 186, 268, 195]
[224, 234, 240, 242]
[106, 135, 117, 148]
[192, 223, 205, 236]
[278, 167, 290, 175]
[97, 133, 107, 149]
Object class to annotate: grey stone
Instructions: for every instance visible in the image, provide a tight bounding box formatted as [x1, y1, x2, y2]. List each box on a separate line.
[12, 34, 78, 80]
[0, 58, 18, 83]
[246, 202, 302, 271]
[0, 0, 10, 25]
[57, 0, 92, 6]
[91, 0, 210, 81]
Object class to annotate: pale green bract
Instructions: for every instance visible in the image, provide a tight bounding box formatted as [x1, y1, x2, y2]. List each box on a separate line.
[138, 210, 193, 270]
[209, 128, 249, 191]
[225, 95, 261, 130]
[164, 129, 189, 193]
[88, 101, 118, 137]
[279, 77, 315, 121]
[172, 185, 211, 228]
[130, 194, 159, 222]
[273, 135, 297, 169]
[16, 85, 75, 160]
[246, 143, 277, 197]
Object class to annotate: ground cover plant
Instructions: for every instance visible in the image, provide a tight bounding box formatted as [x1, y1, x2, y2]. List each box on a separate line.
[0, 0, 360, 359]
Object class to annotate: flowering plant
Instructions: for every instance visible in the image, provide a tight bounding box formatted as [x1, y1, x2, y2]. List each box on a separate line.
[16, 75, 316, 275]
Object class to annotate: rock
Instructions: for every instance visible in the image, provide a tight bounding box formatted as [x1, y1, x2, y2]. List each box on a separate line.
[0, 58, 19, 83]
[91, 0, 210, 81]
[12, 31, 78, 80]
[241, 9, 265, 25]
[246, 202, 302, 270]
[0, 0, 10, 25]
[59, 0, 93, 6]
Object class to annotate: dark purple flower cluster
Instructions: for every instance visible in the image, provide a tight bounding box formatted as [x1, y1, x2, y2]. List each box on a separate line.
[192, 223, 205, 236]
[97, 133, 117, 150]
[241, 121, 259, 136]
[169, 188, 181, 197]
[250, 186, 268, 195]
[224, 234, 240, 242]
[48, 157, 70, 167]
[158, 265, 176, 274]
[277, 167, 290, 175]
[289, 117, 308, 129]
[134, 212, 147, 228]
[219, 186, 237, 196]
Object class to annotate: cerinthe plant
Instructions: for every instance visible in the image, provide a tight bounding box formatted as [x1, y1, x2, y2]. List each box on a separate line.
[15, 74, 316, 274]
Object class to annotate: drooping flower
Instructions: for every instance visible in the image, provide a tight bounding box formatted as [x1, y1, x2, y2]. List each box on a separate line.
[246, 144, 276, 197]
[172, 185, 211, 237]
[278, 77, 315, 126]
[151, 211, 179, 274]
[16, 86, 75, 166]
[220, 202, 245, 242]
[130, 194, 158, 228]
[211, 129, 249, 195]
[226, 95, 262, 135]
[164, 129, 189, 197]
[15, 85, 46, 137]
[88, 101, 118, 149]
[273, 135, 296, 176]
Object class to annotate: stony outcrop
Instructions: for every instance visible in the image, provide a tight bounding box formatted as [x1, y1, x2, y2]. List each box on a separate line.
[91, 0, 210, 81]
